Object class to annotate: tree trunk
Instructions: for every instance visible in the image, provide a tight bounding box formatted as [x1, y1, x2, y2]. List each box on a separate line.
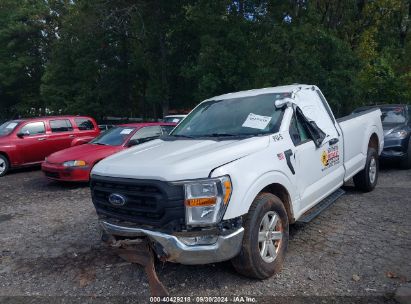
[159, 24, 169, 118]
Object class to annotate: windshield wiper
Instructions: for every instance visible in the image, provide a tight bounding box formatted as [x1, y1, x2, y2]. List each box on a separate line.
[203, 133, 254, 138]
[209, 133, 238, 137]
[93, 142, 108, 145]
[165, 133, 257, 140]
[169, 134, 196, 139]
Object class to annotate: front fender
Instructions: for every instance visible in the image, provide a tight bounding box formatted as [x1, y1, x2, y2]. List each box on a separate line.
[212, 166, 297, 220]
[236, 171, 296, 219]
[0, 144, 19, 165]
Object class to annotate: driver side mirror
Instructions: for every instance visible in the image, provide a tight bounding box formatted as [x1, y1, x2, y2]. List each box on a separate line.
[127, 136, 160, 147]
[17, 130, 30, 138]
[127, 139, 140, 147]
[275, 98, 294, 109]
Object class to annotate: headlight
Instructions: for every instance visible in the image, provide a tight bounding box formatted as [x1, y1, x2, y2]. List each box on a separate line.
[63, 160, 87, 167]
[386, 130, 408, 138]
[182, 175, 232, 226]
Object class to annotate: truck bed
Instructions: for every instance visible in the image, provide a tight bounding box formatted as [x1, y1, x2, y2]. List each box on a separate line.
[337, 108, 383, 181]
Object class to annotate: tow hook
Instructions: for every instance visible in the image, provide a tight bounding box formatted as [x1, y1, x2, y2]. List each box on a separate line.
[109, 237, 169, 297]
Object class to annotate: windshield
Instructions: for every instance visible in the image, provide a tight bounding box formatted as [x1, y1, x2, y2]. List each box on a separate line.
[0, 121, 20, 136]
[171, 93, 287, 138]
[91, 126, 136, 146]
[381, 107, 406, 125]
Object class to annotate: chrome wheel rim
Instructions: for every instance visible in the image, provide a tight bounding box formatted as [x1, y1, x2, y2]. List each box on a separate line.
[258, 211, 283, 263]
[0, 158, 5, 174]
[369, 157, 377, 184]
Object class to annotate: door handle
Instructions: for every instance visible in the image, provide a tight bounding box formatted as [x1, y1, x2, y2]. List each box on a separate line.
[37, 138, 46, 141]
[284, 149, 295, 175]
[329, 138, 339, 145]
[69, 135, 76, 138]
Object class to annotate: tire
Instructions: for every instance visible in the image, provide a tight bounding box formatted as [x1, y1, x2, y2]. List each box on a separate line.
[231, 193, 289, 279]
[399, 138, 411, 170]
[0, 154, 10, 177]
[353, 147, 379, 192]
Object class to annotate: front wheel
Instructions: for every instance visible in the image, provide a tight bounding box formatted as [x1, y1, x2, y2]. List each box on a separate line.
[353, 147, 379, 192]
[231, 193, 289, 279]
[0, 154, 10, 177]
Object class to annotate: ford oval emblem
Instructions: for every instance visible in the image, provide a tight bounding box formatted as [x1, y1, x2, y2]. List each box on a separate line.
[108, 193, 127, 206]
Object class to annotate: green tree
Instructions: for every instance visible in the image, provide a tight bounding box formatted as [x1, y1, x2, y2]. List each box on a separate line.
[1, 0, 410, 120]
[0, 0, 59, 119]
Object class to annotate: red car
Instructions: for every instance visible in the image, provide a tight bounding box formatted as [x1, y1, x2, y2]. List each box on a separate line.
[0, 116, 99, 177]
[41, 122, 176, 182]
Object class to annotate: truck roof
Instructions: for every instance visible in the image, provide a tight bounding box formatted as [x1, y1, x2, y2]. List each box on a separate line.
[205, 84, 315, 101]
[8, 115, 94, 122]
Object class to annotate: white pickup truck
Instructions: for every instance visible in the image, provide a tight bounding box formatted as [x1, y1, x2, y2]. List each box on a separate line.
[90, 84, 383, 279]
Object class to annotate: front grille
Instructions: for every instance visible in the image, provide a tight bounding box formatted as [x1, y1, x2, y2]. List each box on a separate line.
[45, 171, 60, 179]
[90, 175, 185, 232]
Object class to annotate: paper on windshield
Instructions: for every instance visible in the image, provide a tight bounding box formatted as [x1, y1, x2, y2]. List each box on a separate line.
[120, 128, 133, 135]
[6, 122, 18, 129]
[242, 113, 271, 130]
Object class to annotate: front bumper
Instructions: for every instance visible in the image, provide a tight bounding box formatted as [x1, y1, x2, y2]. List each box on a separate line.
[380, 137, 409, 160]
[42, 162, 91, 182]
[100, 221, 244, 265]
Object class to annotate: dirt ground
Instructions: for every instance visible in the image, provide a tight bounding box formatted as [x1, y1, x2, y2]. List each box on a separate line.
[0, 166, 410, 303]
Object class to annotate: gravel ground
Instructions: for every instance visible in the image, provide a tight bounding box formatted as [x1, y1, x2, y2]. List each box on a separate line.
[0, 166, 410, 303]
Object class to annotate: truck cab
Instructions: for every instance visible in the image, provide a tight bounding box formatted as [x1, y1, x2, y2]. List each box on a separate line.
[90, 85, 383, 279]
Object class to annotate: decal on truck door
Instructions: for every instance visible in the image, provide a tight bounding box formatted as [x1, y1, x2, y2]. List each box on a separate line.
[321, 146, 340, 171]
[272, 133, 284, 142]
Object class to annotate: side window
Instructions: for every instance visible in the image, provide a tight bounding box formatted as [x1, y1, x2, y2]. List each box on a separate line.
[289, 116, 301, 144]
[130, 126, 162, 141]
[300, 90, 335, 137]
[74, 118, 94, 131]
[20, 122, 46, 136]
[50, 119, 73, 133]
[289, 114, 310, 146]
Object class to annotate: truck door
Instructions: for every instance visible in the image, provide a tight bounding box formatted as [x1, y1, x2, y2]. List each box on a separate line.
[289, 112, 323, 211]
[292, 89, 344, 212]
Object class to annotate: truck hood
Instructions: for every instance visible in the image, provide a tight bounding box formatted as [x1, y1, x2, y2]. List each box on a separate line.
[92, 136, 270, 181]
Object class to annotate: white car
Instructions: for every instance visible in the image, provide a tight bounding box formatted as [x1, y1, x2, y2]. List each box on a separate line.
[91, 84, 383, 279]
[163, 115, 187, 124]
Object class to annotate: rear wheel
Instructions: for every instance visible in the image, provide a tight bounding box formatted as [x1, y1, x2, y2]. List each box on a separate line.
[231, 193, 289, 279]
[0, 154, 10, 177]
[399, 138, 411, 169]
[353, 147, 379, 192]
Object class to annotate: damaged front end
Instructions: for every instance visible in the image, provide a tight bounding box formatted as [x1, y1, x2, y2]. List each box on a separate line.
[91, 175, 243, 295]
[107, 237, 168, 296]
[100, 219, 244, 265]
